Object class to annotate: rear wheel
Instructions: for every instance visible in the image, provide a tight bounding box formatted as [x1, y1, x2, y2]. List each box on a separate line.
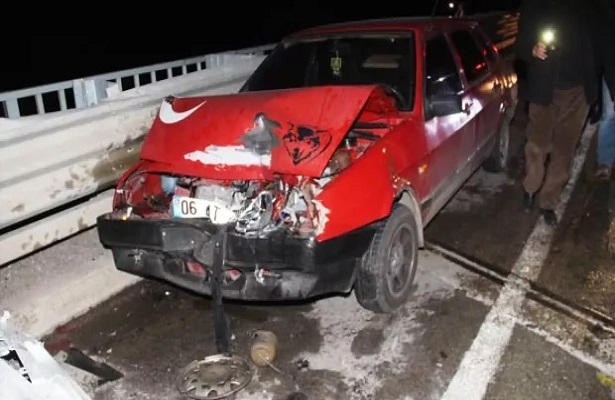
[483, 109, 513, 173]
[354, 205, 419, 313]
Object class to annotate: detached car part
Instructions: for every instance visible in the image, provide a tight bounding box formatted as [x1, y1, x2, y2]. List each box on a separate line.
[0, 311, 92, 400]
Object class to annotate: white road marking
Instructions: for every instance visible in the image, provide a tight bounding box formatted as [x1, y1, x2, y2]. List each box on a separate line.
[440, 123, 596, 400]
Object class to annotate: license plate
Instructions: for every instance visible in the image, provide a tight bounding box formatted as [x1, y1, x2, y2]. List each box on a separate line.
[171, 196, 236, 224]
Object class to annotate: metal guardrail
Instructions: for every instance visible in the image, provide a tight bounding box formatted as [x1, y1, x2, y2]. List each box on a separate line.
[0, 44, 275, 119]
[0, 12, 518, 267]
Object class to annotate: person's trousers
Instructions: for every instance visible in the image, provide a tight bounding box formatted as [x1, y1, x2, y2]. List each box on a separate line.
[597, 78, 615, 167]
[523, 86, 589, 210]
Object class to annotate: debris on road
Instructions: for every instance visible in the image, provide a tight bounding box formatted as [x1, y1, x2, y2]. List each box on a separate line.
[250, 330, 278, 367]
[173, 232, 257, 400]
[58, 347, 124, 385]
[597, 371, 615, 388]
[597, 371, 615, 399]
[175, 354, 253, 400]
[0, 311, 91, 400]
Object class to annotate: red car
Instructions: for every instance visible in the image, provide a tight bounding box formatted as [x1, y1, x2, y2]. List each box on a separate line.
[97, 17, 517, 313]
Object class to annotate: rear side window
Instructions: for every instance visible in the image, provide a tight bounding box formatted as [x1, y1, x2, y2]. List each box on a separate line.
[471, 28, 498, 67]
[424, 35, 463, 98]
[449, 29, 490, 84]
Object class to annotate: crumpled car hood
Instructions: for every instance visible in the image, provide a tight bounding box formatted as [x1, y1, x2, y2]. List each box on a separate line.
[140, 85, 392, 179]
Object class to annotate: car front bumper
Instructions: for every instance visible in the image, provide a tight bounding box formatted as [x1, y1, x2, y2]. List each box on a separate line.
[96, 214, 376, 301]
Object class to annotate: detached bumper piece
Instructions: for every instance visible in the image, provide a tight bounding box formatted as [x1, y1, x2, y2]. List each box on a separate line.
[96, 214, 375, 301]
[0, 311, 95, 400]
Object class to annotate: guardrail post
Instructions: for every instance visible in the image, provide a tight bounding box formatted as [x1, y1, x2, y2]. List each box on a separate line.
[72, 78, 108, 109]
[205, 54, 222, 69]
[2, 99, 20, 119]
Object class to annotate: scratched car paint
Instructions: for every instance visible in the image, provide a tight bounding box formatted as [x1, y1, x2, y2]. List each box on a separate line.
[96, 18, 517, 313]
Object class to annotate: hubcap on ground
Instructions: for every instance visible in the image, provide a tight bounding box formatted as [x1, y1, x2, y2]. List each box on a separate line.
[176, 354, 253, 400]
[386, 224, 416, 299]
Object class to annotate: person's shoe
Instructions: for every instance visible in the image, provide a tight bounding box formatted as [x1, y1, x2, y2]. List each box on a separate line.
[540, 208, 558, 226]
[522, 192, 535, 212]
[595, 164, 611, 181]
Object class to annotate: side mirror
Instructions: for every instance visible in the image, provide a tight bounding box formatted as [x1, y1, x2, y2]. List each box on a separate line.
[429, 93, 463, 117]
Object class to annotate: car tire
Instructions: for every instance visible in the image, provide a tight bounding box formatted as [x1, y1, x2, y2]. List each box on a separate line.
[354, 204, 419, 314]
[482, 109, 512, 173]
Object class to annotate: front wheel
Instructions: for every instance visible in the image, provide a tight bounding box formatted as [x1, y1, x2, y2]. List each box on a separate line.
[354, 205, 419, 313]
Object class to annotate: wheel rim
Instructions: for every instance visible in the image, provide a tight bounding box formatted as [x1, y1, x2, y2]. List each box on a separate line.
[385, 223, 416, 299]
[498, 122, 510, 169]
[175, 355, 253, 400]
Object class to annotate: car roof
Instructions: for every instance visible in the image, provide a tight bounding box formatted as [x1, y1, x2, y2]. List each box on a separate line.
[286, 16, 479, 40]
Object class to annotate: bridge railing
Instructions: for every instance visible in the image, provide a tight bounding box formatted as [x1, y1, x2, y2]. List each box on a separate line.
[0, 44, 275, 119]
[0, 12, 518, 267]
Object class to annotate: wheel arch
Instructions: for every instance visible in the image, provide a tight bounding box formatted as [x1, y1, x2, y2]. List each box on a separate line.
[395, 188, 424, 248]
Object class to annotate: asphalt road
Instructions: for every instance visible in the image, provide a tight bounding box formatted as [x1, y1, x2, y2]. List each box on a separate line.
[31, 110, 615, 400]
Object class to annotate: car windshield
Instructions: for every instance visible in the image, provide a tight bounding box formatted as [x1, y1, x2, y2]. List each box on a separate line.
[241, 32, 416, 110]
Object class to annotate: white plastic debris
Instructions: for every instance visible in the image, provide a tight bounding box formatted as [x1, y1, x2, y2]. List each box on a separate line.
[0, 311, 92, 400]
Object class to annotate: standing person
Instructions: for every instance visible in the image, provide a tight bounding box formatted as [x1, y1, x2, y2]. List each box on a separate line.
[454, 3, 465, 17]
[515, 0, 600, 225]
[593, 0, 615, 180]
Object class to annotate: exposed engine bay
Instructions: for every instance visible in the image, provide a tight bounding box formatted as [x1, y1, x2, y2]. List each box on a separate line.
[111, 122, 388, 238]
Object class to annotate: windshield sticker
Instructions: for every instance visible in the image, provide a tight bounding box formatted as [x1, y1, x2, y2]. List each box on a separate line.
[330, 51, 342, 76]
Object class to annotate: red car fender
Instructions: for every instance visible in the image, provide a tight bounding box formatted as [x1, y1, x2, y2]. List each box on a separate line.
[313, 145, 397, 242]
[313, 118, 431, 242]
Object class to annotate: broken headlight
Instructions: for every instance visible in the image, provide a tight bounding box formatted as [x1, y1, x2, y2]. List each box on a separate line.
[160, 175, 178, 195]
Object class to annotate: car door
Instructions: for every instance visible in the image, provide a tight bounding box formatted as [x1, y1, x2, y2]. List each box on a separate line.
[471, 26, 510, 143]
[423, 33, 470, 199]
[449, 28, 502, 161]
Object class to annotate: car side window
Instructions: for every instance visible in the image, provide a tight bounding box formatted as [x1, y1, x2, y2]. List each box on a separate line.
[450, 29, 490, 85]
[425, 35, 463, 99]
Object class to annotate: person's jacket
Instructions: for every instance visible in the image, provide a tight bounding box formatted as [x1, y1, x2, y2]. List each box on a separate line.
[515, 0, 600, 106]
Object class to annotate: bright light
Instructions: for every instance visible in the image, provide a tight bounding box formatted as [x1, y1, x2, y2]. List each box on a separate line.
[541, 29, 555, 44]
[448, 2, 455, 8]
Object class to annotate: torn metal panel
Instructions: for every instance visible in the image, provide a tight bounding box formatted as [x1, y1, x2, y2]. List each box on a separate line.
[0, 311, 91, 400]
[312, 141, 398, 242]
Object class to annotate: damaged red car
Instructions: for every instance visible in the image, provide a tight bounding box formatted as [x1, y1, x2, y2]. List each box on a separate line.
[97, 17, 517, 313]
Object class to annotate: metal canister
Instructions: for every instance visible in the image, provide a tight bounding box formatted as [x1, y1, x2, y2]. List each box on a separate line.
[250, 330, 278, 367]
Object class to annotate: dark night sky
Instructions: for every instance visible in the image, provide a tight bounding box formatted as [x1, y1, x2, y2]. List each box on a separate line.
[0, 0, 519, 93]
